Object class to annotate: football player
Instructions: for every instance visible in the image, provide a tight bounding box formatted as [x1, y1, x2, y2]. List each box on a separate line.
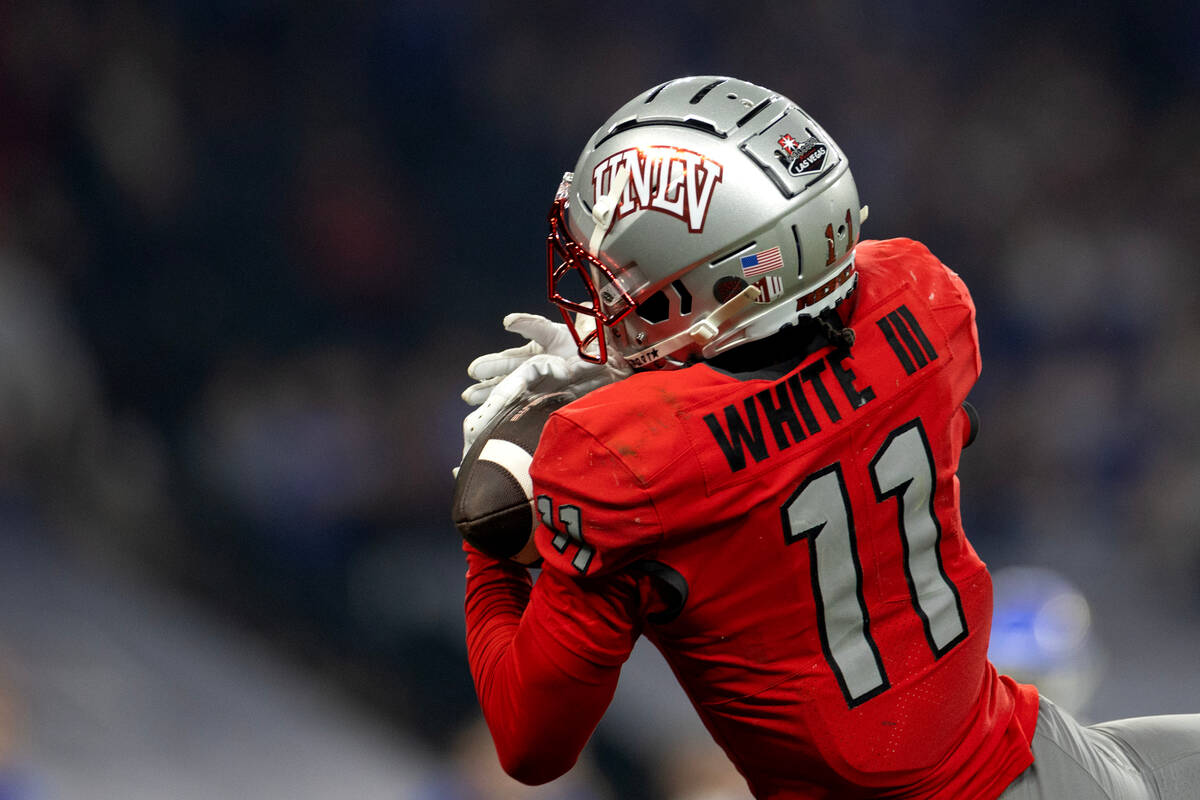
[456, 76, 1200, 799]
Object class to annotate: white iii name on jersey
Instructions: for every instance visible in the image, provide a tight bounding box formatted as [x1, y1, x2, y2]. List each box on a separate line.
[592, 146, 723, 233]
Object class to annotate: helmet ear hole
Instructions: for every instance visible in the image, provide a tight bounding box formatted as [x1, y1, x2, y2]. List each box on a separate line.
[635, 290, 670, 323]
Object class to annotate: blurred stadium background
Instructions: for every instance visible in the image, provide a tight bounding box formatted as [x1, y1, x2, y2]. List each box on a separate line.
[1, 1, 1199, 798]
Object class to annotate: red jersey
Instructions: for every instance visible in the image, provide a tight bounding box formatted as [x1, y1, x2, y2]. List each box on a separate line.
[463, 238, 1039, 798]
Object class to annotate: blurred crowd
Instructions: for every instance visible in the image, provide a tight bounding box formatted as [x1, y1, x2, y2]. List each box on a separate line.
[1, 1, 1199, 797]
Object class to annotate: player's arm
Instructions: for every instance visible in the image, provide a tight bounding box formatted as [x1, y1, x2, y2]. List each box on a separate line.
[462, 405, 662, 783]
[463, 544, 645, 785]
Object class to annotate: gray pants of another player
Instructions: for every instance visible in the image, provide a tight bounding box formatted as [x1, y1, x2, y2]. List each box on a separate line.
[1000, 697, 1200, 799]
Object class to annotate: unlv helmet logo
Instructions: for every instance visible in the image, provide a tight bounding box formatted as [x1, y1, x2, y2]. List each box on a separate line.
[591, 146, 723, 233]
[775, 132, 827, 176]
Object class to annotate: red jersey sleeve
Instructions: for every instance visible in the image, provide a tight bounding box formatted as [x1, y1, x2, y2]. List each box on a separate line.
[464, 367, 699, 785]
[529, 408, 667, 578]
[462, 542, 649, 784]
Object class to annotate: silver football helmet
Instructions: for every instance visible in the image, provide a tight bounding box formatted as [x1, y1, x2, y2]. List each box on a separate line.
[547, 76, 863, 369]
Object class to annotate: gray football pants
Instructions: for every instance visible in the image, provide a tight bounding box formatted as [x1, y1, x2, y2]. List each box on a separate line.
[1000, 696, 1200, 799]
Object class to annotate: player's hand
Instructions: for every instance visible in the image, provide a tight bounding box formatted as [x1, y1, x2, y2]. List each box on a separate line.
[461, 313, 592, 405]
[461, 313, 628, 408]
[455, 314, 629, 474]
[455, 354, 565, 474]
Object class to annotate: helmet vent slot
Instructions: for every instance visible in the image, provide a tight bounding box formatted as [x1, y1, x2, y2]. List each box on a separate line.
[635, 290, 671, 324]
[689, 79, 726, 105]
[735, 98, 772, 128]
[645, 80, 673, 104]
[711, 242, 756, 266]
[675, 119, 721, 137]
[672, 280, 693, 315]
[594, 119, 724, 149]
[792, 225, 803, 278]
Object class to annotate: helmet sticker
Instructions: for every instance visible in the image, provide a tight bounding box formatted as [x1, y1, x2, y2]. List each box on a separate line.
[591, 146, 723, 233]
[775, 131, 828, 176]
[740, 246, 784, 277]
[796, 258, 857, 311]
[752, 274, 784, 304]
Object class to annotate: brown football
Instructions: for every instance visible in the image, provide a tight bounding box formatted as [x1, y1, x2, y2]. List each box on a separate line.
[451, 391, 575, 563]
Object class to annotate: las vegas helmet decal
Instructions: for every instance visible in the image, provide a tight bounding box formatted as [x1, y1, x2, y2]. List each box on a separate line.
[775, 130, 828, 177]
[591, 146, 723, 233]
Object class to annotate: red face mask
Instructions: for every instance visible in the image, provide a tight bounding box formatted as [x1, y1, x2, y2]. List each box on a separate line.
[545, 193, 636, 364]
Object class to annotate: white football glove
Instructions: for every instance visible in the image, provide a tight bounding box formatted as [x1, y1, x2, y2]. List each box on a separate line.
[456, 313, 629, 471]
[461, 313, 590, 403]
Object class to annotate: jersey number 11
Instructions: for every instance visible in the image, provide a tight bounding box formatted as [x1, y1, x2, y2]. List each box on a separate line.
[782, 418, 968, 707]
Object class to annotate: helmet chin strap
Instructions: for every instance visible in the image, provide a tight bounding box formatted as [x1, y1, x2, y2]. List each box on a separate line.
[622, 283, 762, 368]
[589, 164, 632, 255]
